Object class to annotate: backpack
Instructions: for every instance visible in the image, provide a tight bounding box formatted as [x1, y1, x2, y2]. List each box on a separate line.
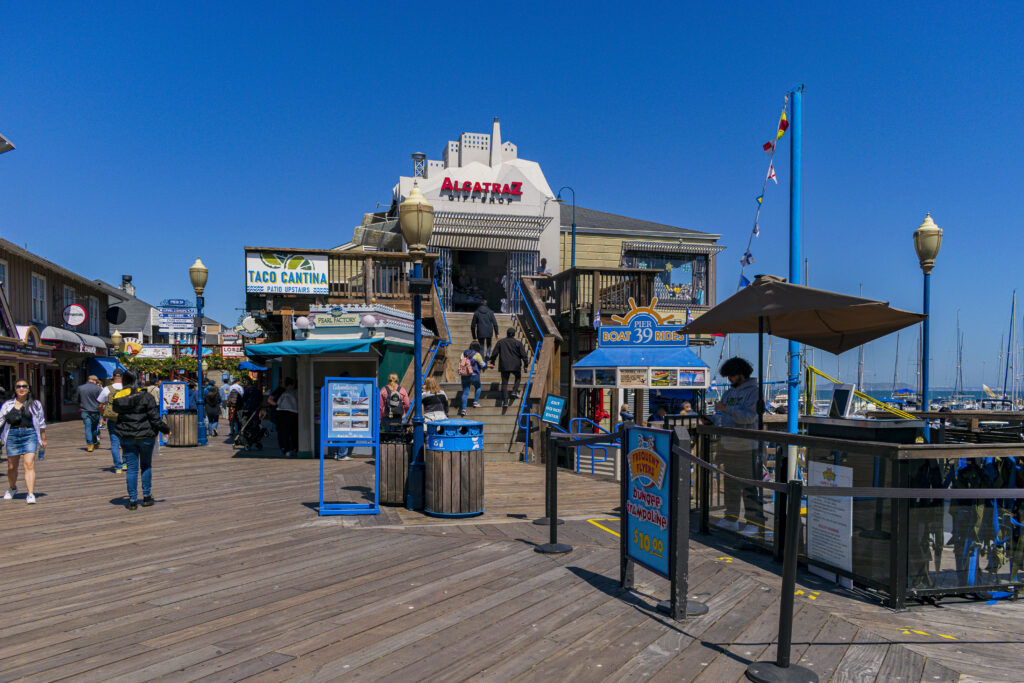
[102, 388, 120, 420]
[458, 352, 474, 377]
[385, 386, 404, 418]
[226, 390, 241, 408]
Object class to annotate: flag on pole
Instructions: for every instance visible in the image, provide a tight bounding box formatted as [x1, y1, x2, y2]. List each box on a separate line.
[763, 140, 775, 155]
[776, 109, 789, 139]
[767, 163, 777, 184]
[756, 194, 764, 205]
[740, 250, 754, 267]
[753, 223, 760, 237]
[740, 275, 751, 287]
[686, 308, 694, 324]
[593, 309, 601, 329]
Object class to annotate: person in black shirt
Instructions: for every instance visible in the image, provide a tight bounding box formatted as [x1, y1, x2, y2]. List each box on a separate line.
[421, 377, 449, 422]
[488, 328, 530, 408]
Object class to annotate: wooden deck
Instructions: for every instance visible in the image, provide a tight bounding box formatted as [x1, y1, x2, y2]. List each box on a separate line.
[0, 422, 1020, 681]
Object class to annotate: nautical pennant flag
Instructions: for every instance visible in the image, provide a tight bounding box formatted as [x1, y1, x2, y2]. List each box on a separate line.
[593, 308, 601, 329]
[776, 109, 789, 140]
[756, 194, 764, 205]
[740, 275, 751, 287]
[740, 250, 754, 266]
[686, 308, 695, 324]
[763, 140, 775, 155]
[767, 163, 777, 184]
[753, 223, 760, 237]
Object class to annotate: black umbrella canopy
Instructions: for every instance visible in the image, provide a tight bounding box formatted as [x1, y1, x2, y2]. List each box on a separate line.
[679, 275, 926, 354]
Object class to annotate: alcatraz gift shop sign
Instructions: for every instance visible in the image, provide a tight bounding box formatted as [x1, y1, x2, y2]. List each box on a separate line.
[245, 251, 329, 295]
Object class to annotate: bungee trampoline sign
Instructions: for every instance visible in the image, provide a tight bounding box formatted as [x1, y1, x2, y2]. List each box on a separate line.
[624, 426, 672, 577]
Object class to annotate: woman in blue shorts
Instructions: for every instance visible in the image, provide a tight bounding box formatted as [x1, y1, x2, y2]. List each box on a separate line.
[0, 379, 47, 504]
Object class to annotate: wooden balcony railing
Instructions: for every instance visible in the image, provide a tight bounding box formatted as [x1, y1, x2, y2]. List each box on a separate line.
[327, 251, 437, 306]
[549, 267, 657, 320]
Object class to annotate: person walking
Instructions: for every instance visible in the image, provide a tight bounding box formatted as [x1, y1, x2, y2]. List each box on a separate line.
[712, 357, 763, 534]
[458, 342, 486, 417]
[97, 370, 126, 473]
[112, 371, 170, 510]
[470, 302, 499, 358]
[0, 379, 46, 504]
[275, 378, 299, 457]
[379, 373, 410, 433]
[488, 327, 530, 408]
[76, 375, 103, 452]
[421, 377, 450, 422]
[204, 382, 223, 436]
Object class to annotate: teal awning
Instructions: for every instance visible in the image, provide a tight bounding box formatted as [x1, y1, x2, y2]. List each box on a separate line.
[244, 338, 382, 358]
[573, 345, 708, 369]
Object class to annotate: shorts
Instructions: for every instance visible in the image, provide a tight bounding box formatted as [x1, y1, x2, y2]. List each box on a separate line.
[6, 428, 38, 456]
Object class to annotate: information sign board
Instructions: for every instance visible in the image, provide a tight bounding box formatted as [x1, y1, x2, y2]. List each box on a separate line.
[319, 377, 379, 516]
[807, 461, 854, 574]
[624, 427, 672, 577]
[541, 394, 566, 425]
[160, 382, 188, 411]
[138, 345, 173, 359]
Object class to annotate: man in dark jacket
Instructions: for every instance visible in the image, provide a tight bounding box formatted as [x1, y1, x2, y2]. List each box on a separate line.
[470, 303, 499, 358]
[112, 370, 170, 510]
[488, 328, 530, 408]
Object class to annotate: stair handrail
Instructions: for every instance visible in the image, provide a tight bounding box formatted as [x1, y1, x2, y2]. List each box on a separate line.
[403, 279, 452, 424]
[568, 417, 619, 475]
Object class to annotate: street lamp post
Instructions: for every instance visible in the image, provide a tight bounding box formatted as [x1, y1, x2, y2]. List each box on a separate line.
[556, 186, 576, 268]
[189, 258, 209, 447]
[555, 186, 579, 421]
[913, 214, 942, 441]
[399, 182, 434, 510]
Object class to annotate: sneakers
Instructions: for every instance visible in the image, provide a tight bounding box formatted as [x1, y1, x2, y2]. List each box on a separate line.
[87, 444, 95, 452]
[141, 496, 155, 507]
[458, 409, 467, 417]
[3, 488, 16, 500]
[26, 494, 36, 504]
[716, 518, 741, 532]
[472, 402, 481, 408]
[127, 500, 138, 510]
[335, 455, 352, 461]
[739, 523, 763, 535]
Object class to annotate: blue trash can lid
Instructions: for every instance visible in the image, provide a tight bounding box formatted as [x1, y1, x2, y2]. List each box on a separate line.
[432, 418, 484, 427]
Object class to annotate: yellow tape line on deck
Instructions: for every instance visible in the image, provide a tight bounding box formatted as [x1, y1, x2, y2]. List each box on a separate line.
[587, 518, 621, 537]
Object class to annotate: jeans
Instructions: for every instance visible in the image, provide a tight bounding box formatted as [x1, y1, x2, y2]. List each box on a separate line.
[109, 428, 123, 469]
[461, 374, 481, 411]
[499, 369, 522, 404]
[81, 411, 101, 445]
[120, 437, 155, 502]
[718, 445, 765, 524]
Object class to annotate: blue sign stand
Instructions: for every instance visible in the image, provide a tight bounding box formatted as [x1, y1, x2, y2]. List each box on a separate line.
[541, 394, 566, 425]
[318, 377, 380, 516]
[158, 381, 188, 446]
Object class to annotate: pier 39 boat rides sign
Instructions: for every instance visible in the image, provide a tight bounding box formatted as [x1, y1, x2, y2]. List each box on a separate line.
[245, 251, 329, 295]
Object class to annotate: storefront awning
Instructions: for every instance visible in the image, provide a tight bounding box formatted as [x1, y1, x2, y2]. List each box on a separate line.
[244, 338, 383, 358]
[40, 326, 107, 350]
[573, 345, 708, 369]
[89, 356, 127, 380]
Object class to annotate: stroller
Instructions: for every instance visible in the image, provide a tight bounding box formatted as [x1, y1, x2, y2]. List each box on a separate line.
[233, 408, 269, 451]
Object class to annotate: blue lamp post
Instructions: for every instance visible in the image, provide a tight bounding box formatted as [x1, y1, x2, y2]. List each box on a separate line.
[399, 182, 434, 510]
[189, 257, 209, 447]
[913, 214, 942, 439]
[556, 186, 576, 268]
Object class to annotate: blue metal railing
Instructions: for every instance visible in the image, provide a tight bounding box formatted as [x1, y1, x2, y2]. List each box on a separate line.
[568, 417, 619, 475]
[513, 279, 546, 462]
[403, 279, 451, 423]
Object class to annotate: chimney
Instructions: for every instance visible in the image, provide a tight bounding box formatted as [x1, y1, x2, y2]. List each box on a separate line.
[120, 274, 135, 297]
[489, 117, 502, 167]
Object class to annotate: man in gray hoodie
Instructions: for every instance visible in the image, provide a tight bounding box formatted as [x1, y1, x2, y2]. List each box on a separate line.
[713, 357, 763, 533]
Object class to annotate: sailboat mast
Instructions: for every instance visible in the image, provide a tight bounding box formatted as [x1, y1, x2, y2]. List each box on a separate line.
[892, 332, 900, 392]
[857, 284, 865, 388]
[1002, 291, 1015, 399]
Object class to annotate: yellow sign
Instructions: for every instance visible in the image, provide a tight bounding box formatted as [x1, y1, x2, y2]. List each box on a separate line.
[628, 448, 666, 489]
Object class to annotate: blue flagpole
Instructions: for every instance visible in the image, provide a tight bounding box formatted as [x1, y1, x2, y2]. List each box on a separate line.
[787, 86, 803, 437]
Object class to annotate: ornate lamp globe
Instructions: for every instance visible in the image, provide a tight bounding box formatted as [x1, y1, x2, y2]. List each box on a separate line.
[913, 214, 942, 274]
[189, 257, 209, 295]
[399, 182, 434, 259]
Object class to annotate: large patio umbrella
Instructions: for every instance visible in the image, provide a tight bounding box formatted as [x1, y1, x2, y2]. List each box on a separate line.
[678, 275, 926, 425]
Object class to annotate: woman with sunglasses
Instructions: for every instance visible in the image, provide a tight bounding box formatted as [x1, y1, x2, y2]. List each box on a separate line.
[0, 380, 47, 504]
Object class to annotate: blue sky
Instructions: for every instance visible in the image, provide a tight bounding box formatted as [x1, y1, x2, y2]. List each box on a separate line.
[2, 2, 1021, 388]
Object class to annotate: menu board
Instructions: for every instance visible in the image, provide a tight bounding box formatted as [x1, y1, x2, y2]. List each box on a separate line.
[618, 368, 649, 387]
[160, 382, 188, 411]
[322, 378, 376, 442]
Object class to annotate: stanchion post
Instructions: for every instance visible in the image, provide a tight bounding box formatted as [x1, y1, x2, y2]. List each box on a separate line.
[659, 431, 708, 620]
[699, 432, 710, 535]
[536, 431, 572, 554]
[746, 479, 818, 683]
[620, 423, 634, 589]
[533, 424, 564, 526]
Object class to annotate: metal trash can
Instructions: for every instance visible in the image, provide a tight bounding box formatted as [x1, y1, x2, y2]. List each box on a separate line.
[380, 428, 412, 506]
[424, 419, 484, 517]
[164, 410, 198, 446]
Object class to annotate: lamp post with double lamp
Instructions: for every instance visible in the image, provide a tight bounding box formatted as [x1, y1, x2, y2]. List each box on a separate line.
[399, 182, 434, 510]
[189, 258, 209, 447]
[913, 214, 942, 440]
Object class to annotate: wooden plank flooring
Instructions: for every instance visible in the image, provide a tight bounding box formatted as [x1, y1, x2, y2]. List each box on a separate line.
[0, 421, 1019, 681]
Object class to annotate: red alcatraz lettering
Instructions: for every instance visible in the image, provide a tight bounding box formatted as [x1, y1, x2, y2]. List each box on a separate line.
[440, 178, 523, 196]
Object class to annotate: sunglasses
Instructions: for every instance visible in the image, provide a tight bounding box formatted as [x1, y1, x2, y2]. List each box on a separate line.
[15, 385, 29, 389]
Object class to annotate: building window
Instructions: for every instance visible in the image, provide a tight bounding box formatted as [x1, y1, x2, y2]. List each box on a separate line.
[621, 252, 708, 306]
[63, 286, 75, 322]
[31, 273, 47, 324]
[88, 296, 99, 335]
[0, 259, 7, 298]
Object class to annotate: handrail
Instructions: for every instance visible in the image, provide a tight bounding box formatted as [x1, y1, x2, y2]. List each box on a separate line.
[519, 412, 567, 464]
[806, 365, 916, 420]
[402, 280, 451, 424]
[434, 278, 451, 344]
[567, 418, 618, 475]
[514, 280, 543, 339]
[516, 340, 542, 460]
